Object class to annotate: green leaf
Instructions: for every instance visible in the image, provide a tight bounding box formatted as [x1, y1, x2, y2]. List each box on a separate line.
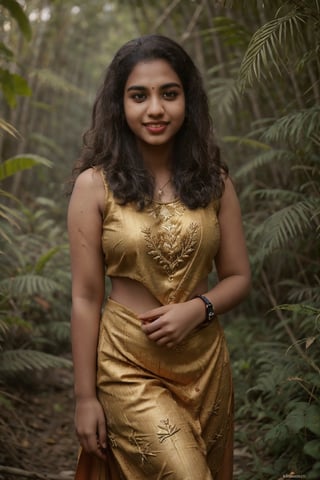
[0, 154, 53, 181]
[0, 0, 32, 41]
[34, 246, 68, 274]
[0, 68, 32, 107]
[265, 423, 289, 443]
[305, 405, 320, 436]
[304, 439, 320, 460]
[285, 403, 320, 435]
[222, 136, 271, 151]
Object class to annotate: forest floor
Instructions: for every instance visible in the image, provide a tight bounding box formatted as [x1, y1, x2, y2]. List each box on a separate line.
[0, 367, 251, 480]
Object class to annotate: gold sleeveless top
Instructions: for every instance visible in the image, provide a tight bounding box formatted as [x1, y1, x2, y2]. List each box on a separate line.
[100, 173, 220, 305]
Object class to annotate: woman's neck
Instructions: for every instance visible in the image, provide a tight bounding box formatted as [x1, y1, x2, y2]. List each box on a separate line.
[139, 142, 174, 173]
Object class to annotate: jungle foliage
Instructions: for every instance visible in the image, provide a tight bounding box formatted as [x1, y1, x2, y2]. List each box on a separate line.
[0, 1, 319, 478]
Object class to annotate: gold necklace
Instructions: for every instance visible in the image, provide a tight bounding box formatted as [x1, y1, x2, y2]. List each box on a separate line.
[157, 178, 171, 199]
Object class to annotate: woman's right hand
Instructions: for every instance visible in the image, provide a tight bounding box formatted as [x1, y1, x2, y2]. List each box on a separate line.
[75, 396, 107, 460]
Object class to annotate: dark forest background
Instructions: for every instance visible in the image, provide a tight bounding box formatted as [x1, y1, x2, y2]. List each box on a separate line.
[0, 1, 319, 479]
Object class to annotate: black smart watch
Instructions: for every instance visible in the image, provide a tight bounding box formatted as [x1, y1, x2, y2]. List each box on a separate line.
[195, 294, 215, 328]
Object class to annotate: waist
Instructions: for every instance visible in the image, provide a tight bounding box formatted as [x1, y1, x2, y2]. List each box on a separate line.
[109, 276, 208, 315]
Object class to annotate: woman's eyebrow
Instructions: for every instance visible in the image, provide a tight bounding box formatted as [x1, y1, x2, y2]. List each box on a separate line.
[127, 82, 182, 92]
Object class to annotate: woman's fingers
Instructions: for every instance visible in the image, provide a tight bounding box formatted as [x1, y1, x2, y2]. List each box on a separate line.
[97, 415, 107, 453]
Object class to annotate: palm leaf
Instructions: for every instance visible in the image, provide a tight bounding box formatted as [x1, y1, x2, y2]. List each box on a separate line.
[0, 118, 21, 138]
[261, 200, 319, 251]
[0, 154, 52, 181]
[238, 10, 305, 90]
[200, 16, 251, 48]
[262, 106, 320, 145]
[209, 77, 242, 117]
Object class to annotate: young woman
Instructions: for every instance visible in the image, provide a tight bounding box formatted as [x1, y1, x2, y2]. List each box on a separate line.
[68, 34, 251, 480]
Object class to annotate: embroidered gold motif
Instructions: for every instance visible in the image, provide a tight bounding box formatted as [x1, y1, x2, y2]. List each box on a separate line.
[157, 418, 181, 443]
[210, 399, 221, 416]
[208, 429, 224, 447]
[108, 432, 118, 448]
[143, 206, 200, 281]
[129, 430, 156, 465]
[147, 202, 185, 221]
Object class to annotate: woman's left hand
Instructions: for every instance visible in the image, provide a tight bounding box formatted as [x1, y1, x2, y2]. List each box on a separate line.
[139, 300, 205, 347]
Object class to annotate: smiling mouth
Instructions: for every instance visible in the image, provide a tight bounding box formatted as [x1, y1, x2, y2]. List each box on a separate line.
[143, 123, 169, 134]
[143, 122, 169, 127]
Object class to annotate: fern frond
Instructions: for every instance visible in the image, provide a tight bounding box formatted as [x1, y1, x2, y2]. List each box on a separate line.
[238, 9, 305, 90]
[288, 286, 320, 305]
[0, 274, 62, 296]
[252, 189, 305, 203]
[0, 349, 72, 374]
[42, 321, 70, 342]
[209, 77, 242, 116]
[234, 149, 296, 179]
[262, 106, 320, 146]
[261, 200, 319, 251]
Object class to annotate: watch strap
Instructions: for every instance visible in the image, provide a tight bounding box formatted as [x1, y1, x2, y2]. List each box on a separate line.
[195, 294, 215, 328]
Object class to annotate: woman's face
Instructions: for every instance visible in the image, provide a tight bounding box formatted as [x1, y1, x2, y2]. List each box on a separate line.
[123, 59, 185, 150]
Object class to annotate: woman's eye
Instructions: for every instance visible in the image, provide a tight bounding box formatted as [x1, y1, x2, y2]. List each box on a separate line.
[131, 93, 146, 102]
[163, 91, 178, 100]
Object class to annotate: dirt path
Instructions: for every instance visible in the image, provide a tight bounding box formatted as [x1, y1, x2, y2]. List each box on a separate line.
[0, 368, 77, 480]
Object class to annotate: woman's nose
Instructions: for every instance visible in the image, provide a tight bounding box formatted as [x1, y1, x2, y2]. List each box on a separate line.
[147, 95, 164, 116]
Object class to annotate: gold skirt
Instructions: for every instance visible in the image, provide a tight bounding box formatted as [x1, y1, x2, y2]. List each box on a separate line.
[75, 298, 233, 480]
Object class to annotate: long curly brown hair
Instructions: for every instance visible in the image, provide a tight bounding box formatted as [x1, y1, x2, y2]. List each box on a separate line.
[72, 34, 228, 209]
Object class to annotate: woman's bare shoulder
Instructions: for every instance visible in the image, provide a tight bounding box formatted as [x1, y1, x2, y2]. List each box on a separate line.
[71, 167, 105, 213]
[74, 167, 104, 190]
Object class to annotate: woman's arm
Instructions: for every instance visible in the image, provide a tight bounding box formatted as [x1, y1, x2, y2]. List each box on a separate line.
[68, 168, 107, 459]
[140, 177, 251, 346]
[202, 175, 251, 313]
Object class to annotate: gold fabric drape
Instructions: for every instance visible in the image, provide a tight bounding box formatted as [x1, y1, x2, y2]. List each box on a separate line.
[75, 298, 233, 480]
